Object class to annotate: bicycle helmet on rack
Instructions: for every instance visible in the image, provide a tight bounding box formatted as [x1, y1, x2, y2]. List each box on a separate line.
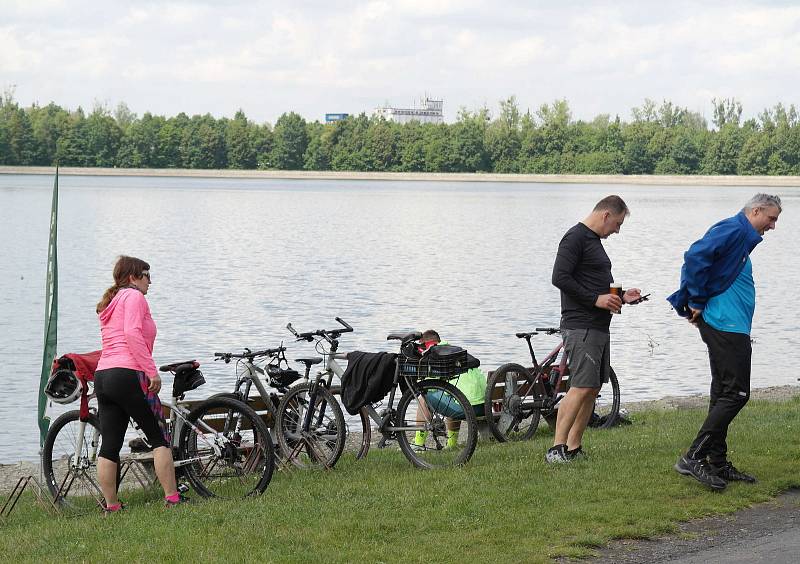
[267, 364, 300, 388]
[44, 368, 81, 404]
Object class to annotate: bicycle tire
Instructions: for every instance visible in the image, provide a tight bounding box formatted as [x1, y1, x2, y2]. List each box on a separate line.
[483, 363, 542, 442]
[396, 379, 478, 469]
[275, 382, 346, 469]
[178, 396, 274, 498]
[329, 385, 371, 460]
[592, 367, 621, 429]
[41, 410, 104, 510]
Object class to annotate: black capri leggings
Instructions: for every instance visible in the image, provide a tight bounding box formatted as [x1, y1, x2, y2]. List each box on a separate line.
[95, 367, 170, 463]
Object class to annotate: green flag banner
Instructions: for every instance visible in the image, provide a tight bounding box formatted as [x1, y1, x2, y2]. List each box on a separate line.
[38, 168, 59, 446]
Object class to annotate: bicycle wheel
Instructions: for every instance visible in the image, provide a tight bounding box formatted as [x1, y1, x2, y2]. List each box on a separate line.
[592, 367, 621, 429]
[396, 379, 478, 469]
[330, 385, 371, 460]
[484, 363, 541, 442]
[275, 382, 346, 469]
[178, 396, 274, 498]
[41, 410, 104, 511]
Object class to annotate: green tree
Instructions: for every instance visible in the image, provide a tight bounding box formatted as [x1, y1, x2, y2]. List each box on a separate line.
[84, 104, 123, 167]
[270, 112, 308, 170]
[54, 108, 89, 166]
[365, 118, 399, 171]
[737, 132, 771, 175]
[303, 121, 331, 170]
[486, 97, 523, 172]
[712, 98, 742, 129]
[449, 108, 489, 172]
[701, 123, 744, 174]
[225, 110, 257, 169]
[0, 95, 37, 165]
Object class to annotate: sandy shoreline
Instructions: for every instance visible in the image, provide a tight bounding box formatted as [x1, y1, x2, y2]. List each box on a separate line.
[2, 166, 800, 187]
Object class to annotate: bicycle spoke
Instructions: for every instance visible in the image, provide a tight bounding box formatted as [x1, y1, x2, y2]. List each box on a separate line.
[396, 380, 478, 469]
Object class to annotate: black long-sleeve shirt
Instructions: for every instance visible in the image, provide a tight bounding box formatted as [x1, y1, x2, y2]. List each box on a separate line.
[551, 222, 614, 332]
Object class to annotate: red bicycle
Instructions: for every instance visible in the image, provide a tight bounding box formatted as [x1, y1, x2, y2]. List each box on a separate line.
[484, 327, 620, 442]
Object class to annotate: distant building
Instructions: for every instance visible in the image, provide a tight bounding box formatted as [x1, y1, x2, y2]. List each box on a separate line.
[373, 96, 443, 124]
[325, 113, 349, 124]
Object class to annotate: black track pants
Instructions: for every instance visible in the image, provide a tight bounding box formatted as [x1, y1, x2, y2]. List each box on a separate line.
[687, 319, 751, 466]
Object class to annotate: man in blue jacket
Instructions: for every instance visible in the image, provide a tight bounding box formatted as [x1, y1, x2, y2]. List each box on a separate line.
[667, 193, 782, 490]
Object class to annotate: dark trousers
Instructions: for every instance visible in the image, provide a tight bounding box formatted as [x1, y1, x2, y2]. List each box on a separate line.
[687, 319, 751, 466]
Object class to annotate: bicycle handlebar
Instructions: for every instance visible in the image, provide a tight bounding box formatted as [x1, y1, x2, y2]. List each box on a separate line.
[213, 346, 286, 363]
[286, 317, 353, 342]
[515, 327, 561, 339]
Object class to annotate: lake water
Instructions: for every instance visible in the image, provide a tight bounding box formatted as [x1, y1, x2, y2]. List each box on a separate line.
[1, 174, 797, 463]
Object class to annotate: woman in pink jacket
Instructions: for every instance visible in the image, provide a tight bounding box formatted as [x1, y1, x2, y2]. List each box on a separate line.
[95, 256, 183, 511]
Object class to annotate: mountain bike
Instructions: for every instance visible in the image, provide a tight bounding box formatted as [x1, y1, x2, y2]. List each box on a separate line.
[41, 360, 274, 511]
[212, 342, 371, 466]
[277, 321, 478, 470]
[484, 327, 620, 442]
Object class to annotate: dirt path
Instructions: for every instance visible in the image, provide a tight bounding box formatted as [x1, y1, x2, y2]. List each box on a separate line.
[589, 489, 800, 563]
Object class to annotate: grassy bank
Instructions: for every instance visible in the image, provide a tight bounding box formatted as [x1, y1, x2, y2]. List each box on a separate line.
[2, 165, 800, 187]
[2, 398, 799, 563]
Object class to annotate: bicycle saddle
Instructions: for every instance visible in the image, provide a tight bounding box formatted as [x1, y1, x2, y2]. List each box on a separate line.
[295, 357, 323, 367]
[386, 331, 422, 343]
[159, 360, 198, 372]
[515, 332, 537, 339]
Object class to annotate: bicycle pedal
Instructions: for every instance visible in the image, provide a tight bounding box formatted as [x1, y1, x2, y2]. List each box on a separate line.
[377, 436, 395, 449]
[177, 483, 190, 493]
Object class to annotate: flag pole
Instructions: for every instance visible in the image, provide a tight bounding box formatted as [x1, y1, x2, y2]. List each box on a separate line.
[38, 167, 59, 447]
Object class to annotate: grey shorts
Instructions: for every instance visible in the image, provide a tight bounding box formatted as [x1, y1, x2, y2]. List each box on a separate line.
[562, 328, 611, 389]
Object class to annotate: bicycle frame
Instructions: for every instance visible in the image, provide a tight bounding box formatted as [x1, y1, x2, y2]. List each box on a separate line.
[66, 397, 245, 475]
[297, 332, 427, 439]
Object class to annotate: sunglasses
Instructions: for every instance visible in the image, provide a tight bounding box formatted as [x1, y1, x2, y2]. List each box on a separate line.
[140, 271, 151, 281]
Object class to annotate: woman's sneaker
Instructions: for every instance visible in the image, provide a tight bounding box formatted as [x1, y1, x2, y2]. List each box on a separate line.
[674, 455, 726, 490]
[101, 501, 125, 515]
[165, 493, 190, 507]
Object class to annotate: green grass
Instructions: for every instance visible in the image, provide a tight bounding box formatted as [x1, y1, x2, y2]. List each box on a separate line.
[2, 397, 800, 563]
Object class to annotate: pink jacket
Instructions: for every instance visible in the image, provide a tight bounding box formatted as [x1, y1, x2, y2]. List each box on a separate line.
[96, 288, 158, 379]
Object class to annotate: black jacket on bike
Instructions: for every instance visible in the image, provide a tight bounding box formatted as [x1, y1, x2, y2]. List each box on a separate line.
[340, 352, 397, 415]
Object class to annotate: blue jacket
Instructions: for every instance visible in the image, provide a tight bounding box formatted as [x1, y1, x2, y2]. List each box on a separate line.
[666, 211, 762, 317]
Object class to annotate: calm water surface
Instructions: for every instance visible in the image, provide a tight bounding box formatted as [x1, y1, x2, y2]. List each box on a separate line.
[1, 174, 797, 462]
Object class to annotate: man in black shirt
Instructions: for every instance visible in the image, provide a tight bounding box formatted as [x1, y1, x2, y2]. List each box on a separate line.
[546, 195, 641, 463]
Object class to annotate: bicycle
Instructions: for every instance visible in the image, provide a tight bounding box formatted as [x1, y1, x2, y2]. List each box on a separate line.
[276, 320, 478, 470]
[484, 327, 620, 442]
[212, 343, 371, 465]
[41, 360, 275, 511]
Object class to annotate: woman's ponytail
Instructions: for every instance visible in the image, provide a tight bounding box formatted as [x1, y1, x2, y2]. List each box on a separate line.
[96, 255, 150, 313]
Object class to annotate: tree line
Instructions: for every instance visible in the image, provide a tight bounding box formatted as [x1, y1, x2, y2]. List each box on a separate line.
[1, 91, 799, 175]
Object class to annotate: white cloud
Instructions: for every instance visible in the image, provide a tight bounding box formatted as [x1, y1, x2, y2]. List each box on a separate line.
[3, 1, 800, 124]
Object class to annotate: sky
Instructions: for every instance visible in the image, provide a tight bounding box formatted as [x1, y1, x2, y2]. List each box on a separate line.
[2, 0, 800, 125]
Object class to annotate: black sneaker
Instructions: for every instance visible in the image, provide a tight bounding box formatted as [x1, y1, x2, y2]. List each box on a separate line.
[713, 461, 757, 483]
[674, 455, 727, 490]
[566, 446, 587, 461]
[545, 444, 570, 464]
